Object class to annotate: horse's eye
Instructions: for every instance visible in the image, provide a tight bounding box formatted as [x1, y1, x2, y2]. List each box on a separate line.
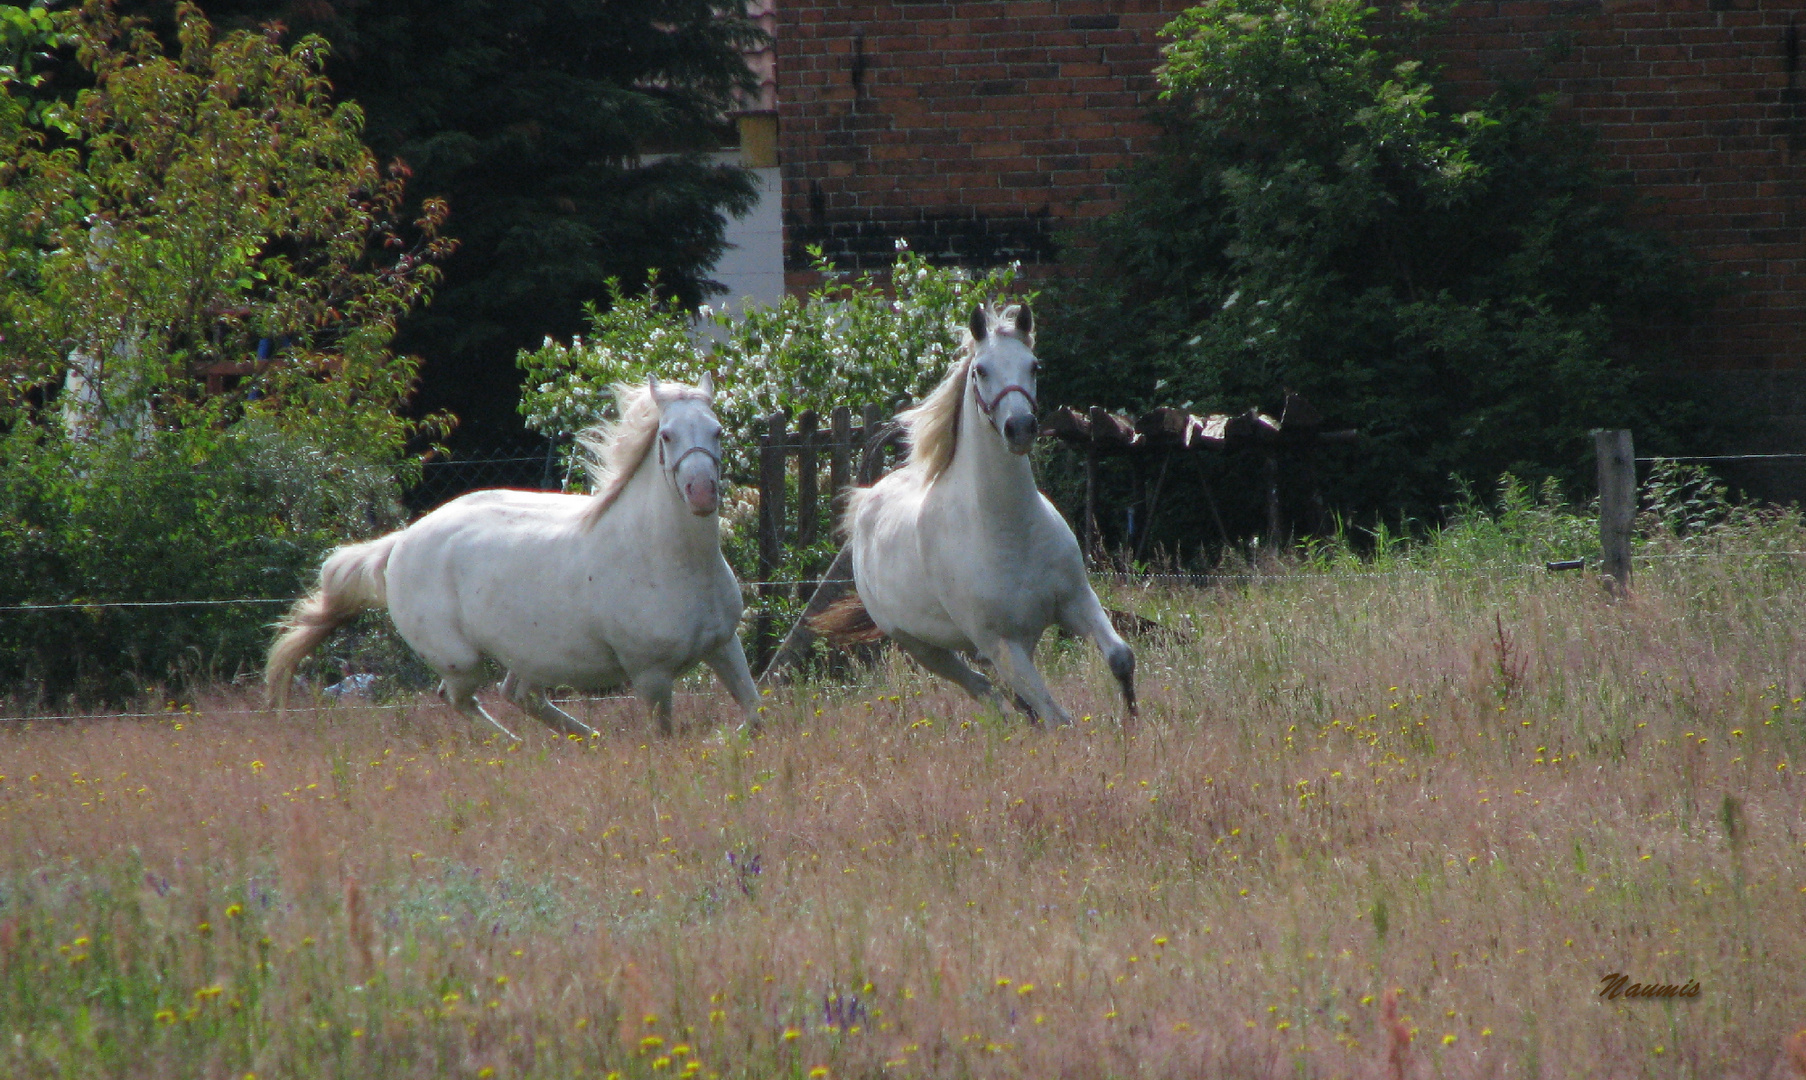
[1030, 361, 1041, 374]
[973, 365, 988, 379]
[660, 431, 673, 441]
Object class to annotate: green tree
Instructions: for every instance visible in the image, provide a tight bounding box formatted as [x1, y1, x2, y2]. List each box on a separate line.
[1043, 0, 1706, 541]
[0, 2, 449, 700]
[188, 0, 767, 443]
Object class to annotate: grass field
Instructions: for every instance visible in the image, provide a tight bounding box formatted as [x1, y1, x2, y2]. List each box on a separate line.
[4, 501, 1806, 1079]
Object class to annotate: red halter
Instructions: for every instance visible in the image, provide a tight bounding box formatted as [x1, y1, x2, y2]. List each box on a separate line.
[971, 377, 1036, 417]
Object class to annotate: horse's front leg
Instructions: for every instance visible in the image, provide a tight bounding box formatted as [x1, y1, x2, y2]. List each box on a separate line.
[632, 669, 676, 737]
[1058, 597, 1138, 721]
[702, 637, 761, 734]
[500, 671, 598, 740]
[981, 635, 1073, 727]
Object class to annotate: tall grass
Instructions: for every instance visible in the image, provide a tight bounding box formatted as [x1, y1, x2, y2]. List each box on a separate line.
[2, 475, 1804, 1078]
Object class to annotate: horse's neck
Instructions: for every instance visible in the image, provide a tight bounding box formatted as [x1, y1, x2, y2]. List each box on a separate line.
[609, 459, 719, 562]
[944, 391, 1039, 513]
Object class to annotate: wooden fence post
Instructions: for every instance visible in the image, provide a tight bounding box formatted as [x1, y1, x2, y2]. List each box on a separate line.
[829, 405, 853, 536]
[1595, 428, 1635, 595]
[755, 411, 789, 668]
[796, 410, 819, 550]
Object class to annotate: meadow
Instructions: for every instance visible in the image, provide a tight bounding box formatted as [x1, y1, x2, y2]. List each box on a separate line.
[3, 489, 1806, 1079]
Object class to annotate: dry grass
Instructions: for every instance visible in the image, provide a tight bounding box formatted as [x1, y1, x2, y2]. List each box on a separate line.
[2, 554, 1805, 1079]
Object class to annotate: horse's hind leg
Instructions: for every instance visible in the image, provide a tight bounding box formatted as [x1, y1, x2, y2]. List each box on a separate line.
[891, 631, 1005, 707]
[1060, 598, 1138, 720]
[439, 672, 521, 742]
[500, 672, 597, 739]
[984, 637, 1073, 727]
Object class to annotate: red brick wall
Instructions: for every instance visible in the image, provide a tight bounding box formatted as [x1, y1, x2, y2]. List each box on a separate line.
[1420, 0, 1806, 369]
[777, 0, 1191, 282]
[778, 0, 1806, 369]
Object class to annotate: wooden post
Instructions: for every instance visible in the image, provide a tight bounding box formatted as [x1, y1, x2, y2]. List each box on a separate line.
[829, 405, 852, 536]
[796, 410, 819, 551]
[1263, 451, 1282, 549]
[1595, 428, 1635, 595]
[755, 411, 789, 669]
[1134, 451, 1171, 564]
[1082, 445, 1098, 559]
[859, 403, 883, 483]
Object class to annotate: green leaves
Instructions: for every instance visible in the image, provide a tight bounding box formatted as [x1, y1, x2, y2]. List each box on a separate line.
[518, 246, 1023, 484]
[1046, 0, 1705, 539]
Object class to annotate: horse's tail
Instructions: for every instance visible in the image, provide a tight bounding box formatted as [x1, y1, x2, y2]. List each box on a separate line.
[808, 591, 885, 647]
[265, 533, 400, 709]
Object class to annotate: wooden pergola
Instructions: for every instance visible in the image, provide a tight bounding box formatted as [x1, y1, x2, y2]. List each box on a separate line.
[1040, 391, 1358, 557]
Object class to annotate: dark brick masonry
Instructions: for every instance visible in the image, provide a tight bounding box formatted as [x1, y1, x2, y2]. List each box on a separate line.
[779, 0, 1806, 373]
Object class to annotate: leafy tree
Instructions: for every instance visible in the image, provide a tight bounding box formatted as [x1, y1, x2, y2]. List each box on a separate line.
[0, 2, 448, 700]
[187, 0, 766, 444]
[1042, 0, 1707, 543]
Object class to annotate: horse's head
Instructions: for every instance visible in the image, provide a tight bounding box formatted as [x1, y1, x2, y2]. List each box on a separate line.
[967, 303, 1039, 455]
[649, 373, 723, 516]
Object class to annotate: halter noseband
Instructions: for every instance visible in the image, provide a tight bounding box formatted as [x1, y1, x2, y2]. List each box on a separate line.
[660, 440, 721, 475]
[971, 377, 1037, 417]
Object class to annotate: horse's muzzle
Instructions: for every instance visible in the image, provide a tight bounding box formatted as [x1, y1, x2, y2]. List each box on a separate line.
[683, 477, 719, 516]
[1002, 413, 1037, 455]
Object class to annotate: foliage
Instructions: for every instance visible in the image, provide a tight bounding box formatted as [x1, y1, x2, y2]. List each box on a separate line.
[184, 0, 769, 443]
[1042, 0, 1708, 546]
[519, 244, 1021, 485]
[0, 3, 448, 700]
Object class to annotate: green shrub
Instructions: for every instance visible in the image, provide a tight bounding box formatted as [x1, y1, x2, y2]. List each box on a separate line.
[1042, 0, 1711, 550]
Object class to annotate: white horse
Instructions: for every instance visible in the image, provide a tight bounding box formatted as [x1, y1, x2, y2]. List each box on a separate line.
[266, 376, 760, 739]
[830, 303, 1135, 724]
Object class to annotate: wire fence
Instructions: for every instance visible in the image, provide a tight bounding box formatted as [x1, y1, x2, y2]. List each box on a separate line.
[7, 548, 1806, 616]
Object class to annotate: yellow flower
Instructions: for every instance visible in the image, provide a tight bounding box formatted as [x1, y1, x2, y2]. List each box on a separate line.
[782, 1027, 801, 1042]
[225, 904, 243, 919]
[809, 1068, 830, 1079]
[641, 1036, 665, 1051]
[478, 1069, 494, 1078]
[994, 977, 1011, 988]
[1442, 1034, 1457, 1046]
[1016, 983, 1034, 996]
[249, 760, 265, 774]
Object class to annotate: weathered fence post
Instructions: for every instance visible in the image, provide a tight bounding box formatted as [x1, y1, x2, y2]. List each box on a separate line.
[755, 411, 789, 668]
[796, 410, 819, 552]
[829, 405, 853, 535]
[1595, 428, 1635, 595]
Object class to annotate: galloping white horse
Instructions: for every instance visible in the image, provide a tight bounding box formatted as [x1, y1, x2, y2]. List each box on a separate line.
[266, 376, 760, 739]
[832, 303, 1135, 724]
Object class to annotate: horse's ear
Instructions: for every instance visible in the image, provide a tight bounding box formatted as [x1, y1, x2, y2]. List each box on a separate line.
[697, 371, 715, 399]
[647, 373, 664, 404]
[968, 304, 988, 342]
[1015, 303, 1033, 341]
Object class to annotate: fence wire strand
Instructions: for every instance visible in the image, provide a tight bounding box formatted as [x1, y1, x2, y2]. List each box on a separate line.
[6, 550, 1803, 615]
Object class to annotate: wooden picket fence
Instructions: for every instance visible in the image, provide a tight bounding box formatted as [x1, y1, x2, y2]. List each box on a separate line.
[750, 403, 906, 672]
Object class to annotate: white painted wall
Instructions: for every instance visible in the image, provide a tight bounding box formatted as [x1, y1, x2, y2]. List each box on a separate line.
[707, 165, 785, 317]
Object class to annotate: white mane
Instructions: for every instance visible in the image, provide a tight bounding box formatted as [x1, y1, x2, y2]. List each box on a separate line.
[576, 380, 711, 527]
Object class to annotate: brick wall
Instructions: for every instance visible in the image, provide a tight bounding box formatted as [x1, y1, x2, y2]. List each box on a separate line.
[777, 0, 1191, 282]
[778, 0, 1806, 370]
[1419, 0, 1806, 370]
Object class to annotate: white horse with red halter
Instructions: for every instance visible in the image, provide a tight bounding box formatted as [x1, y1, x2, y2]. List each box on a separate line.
[843, 303, 1136, 724]
[266, 375, 760, 739]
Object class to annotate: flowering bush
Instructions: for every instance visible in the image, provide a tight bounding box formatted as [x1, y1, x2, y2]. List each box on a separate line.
[517, 244, 1023, 483]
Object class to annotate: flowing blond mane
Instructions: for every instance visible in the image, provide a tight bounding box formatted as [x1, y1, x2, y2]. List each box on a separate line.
[575, 380, 712, 527]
